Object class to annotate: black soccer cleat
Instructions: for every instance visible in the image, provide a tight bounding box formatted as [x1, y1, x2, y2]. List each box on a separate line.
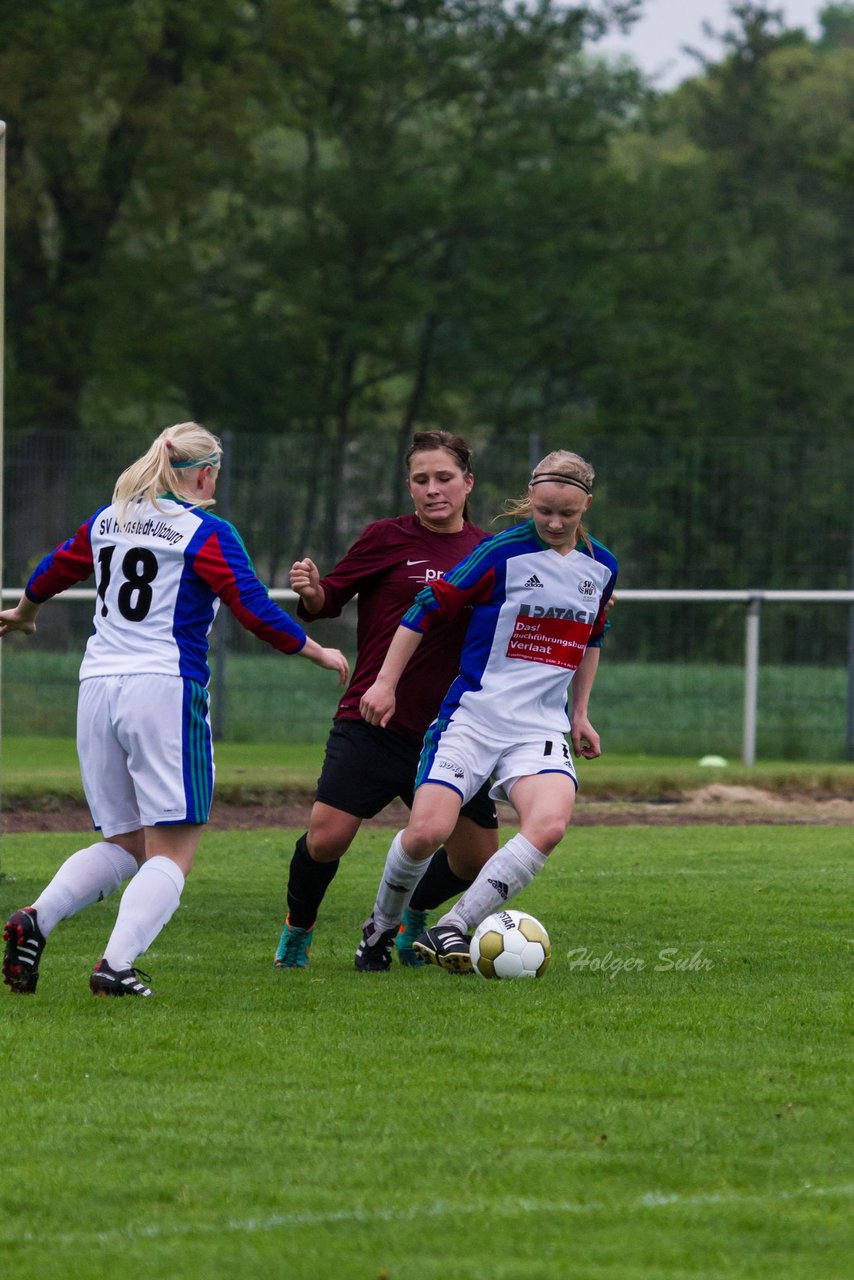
[354, 915, 398, 972]
[90, 959, 153, 997]
[3, 907, 47, 994]
[412, 925, 473, 975]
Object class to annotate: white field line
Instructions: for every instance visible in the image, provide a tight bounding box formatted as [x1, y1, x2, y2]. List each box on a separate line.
[8, 1181, 854, 1249]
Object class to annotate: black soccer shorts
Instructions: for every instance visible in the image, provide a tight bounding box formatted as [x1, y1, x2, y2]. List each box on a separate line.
[314, 717, 498, 827]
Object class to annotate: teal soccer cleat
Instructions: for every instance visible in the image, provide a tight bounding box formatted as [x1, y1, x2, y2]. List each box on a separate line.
[274, 917, 314, 969]
[396, 906, 428, 966]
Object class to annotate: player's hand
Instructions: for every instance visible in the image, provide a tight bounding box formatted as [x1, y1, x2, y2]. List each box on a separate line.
[571, 715, 601, 759]
[0, 607, 38, 638]
[308, 646, 349, 685]
[360, 679, 396, 729]
[289, 558, 325, 612]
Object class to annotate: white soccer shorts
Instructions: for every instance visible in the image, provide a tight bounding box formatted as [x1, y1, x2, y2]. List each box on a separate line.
[414, 716, 578, 806]
[77, 674, 214, 833]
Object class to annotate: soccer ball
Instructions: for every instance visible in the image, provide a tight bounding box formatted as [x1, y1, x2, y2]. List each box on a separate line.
[470, 910, 551, 980]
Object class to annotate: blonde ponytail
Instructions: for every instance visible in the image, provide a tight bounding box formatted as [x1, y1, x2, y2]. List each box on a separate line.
[113, 423, 222, 527]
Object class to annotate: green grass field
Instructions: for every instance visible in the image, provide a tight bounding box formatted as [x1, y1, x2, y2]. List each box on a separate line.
[1, 825, 851, 1279]
[3, 736, 853, 808]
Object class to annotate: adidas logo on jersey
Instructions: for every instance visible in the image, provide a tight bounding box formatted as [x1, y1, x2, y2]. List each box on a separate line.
[524, 573, 544, 589]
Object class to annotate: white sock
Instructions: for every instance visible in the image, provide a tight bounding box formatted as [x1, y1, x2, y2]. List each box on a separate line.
[102, 855, 185, 971]
[373, 830, 430, 931]
[31, 842, 139, 936]
[439, 833, 548, 932]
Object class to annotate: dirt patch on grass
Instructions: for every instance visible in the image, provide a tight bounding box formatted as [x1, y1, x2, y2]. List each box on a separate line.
[573, 791, 854, 826]
[3, 786, 854, 833]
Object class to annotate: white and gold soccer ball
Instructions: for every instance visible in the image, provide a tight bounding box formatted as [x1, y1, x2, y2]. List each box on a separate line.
[470, 909, 551, 980]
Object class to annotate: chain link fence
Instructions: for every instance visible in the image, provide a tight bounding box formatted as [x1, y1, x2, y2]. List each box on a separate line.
[3, 428, 853, 758]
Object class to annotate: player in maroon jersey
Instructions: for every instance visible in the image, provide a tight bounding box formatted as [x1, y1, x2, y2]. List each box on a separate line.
[273, 431, 499, 970]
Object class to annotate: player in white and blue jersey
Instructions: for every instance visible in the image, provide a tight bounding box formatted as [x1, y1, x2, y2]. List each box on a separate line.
[353, 450, 617, 973]
[1, 422, 348, 998]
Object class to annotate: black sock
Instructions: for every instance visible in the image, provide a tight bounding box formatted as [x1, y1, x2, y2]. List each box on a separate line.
[409, 846, 473, 912]
[286, 833, 340, 929]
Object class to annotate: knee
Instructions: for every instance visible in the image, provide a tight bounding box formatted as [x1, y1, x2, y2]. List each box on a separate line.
[524, 817, 569, 854]
[404, 819, 450, 860]
[306, 826, 351, 862]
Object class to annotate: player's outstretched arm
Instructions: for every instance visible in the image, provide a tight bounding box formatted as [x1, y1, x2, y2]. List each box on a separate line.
[289, 557, 326, 615]
[0, 595, 41, 638]
[360, 625, 424, 728]
[299, 637, 350, 685]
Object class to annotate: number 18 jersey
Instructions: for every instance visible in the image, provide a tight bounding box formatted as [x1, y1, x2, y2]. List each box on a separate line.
[26, 496, 307, 684]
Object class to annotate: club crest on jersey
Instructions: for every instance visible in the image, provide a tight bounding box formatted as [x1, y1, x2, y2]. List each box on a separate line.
[578, 578, 596, 597]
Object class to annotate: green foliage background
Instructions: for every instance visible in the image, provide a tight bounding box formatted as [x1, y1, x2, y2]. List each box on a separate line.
[2, 2, 853, 677]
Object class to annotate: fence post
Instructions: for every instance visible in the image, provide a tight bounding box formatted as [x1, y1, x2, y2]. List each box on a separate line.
[742, 595, 761, 766]
[210, 430, 234, 742]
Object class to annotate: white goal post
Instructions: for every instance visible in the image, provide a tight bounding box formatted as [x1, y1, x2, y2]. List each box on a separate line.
[2, 585, 853, 766]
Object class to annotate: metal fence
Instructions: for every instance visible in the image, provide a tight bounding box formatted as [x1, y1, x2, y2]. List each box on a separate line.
[2, 428, 853, 760]
[2, 585, 853, 763]
[4, 428, 853, 608]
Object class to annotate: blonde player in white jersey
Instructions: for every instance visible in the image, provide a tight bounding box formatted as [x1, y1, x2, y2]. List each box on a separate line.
[354, 450, 617, 973]
[1, 423, 349, 997]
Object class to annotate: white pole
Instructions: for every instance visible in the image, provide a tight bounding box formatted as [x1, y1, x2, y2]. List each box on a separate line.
[742, 596, 761, 766]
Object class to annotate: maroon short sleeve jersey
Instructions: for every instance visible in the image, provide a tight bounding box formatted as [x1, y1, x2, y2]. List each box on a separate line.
[299, 514, 488, 738]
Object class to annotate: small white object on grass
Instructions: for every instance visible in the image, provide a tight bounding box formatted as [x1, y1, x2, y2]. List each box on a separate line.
[698, 754, 728, 768]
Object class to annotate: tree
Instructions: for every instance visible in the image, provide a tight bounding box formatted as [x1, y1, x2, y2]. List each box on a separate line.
[1, 1, 302, 433]
[89, 0, 648, 559]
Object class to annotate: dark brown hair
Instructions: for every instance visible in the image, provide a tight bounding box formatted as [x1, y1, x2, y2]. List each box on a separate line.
[405, 430, 474, 522]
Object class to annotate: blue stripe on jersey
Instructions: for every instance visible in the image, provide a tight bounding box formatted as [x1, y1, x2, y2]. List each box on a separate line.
[171, 506, 304, 681]
[173, 519, 222, 682]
